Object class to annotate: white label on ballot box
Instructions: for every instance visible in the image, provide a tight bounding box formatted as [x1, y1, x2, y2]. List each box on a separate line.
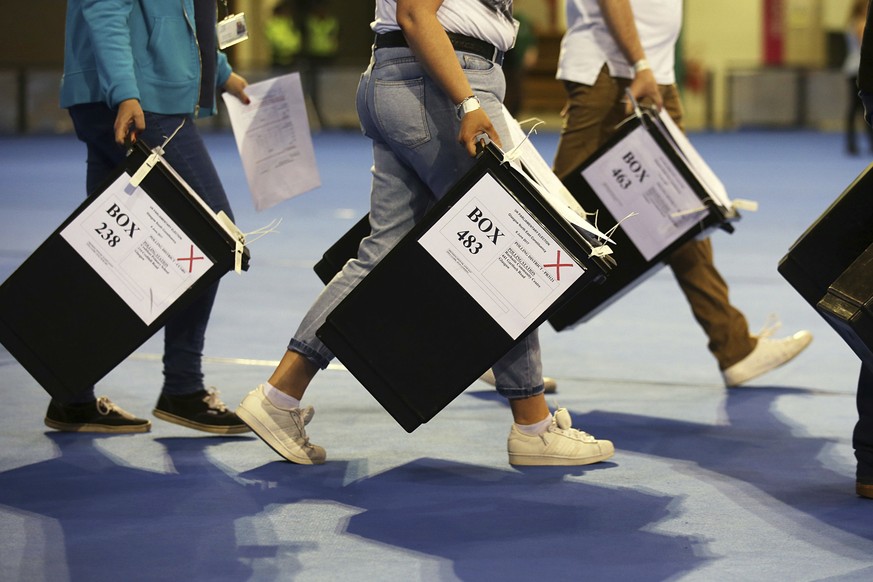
[418, 173, 585, 339]
[60, 173, 213, 325]
[581, 124, 703, 261]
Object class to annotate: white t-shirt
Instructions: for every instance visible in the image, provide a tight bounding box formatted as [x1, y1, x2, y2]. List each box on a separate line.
[372, 0, 517, 52]
[556, 0, 681, 85]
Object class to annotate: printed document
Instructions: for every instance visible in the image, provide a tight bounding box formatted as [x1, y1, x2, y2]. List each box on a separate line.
[60, 173, 212, 325]
[418, 174, 586, 339]
[581, 123, 704, 261]
[223, 73, 320, 210]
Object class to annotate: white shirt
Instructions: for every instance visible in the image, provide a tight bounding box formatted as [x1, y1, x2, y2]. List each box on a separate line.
[372, 0, 517, 52]
[557, 0, 681, 85]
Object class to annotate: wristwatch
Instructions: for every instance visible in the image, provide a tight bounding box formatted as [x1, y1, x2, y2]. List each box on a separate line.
[456, 95, 481, 119]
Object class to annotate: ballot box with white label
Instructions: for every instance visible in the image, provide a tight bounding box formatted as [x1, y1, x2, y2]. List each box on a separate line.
[314, 214, 371, 285]
[547, 109, 739, 331]
[316, 143, 613, 432]
[0, 141, 249, 401]
[778, 163, 873, 367]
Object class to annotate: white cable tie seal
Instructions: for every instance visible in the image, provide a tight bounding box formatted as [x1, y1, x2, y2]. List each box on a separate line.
[603, 211, 639, 240]
[589, 244, 613, 258]
[502, 117, 545, 164]
[216, 211, 247, 274]
[129, 146, 163, 188]
[244, 217, 282, 245]
[732, 198, 759, 212]
[128, 118, 186, 188]
[624, 88, 643, 120]
[210, 216, 285, 275]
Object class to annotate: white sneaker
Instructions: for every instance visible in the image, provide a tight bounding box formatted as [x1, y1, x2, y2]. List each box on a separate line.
[507, 408, 614, 466]
[480, 369, 558, 394]
[722, 330, 813, 387]
[236, 385, 326, 465]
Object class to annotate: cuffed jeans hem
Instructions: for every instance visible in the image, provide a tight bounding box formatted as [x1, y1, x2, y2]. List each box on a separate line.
[499, 385, 545, 400]
[161, 371, 205, 396]
[288, 339, 333, 370]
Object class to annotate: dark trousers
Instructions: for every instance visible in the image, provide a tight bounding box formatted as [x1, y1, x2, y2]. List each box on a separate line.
[553, 67, 755, 369]
[857, 364, 873, 480]
[66, 103, 233, 401]
[846, 75, 873, 153]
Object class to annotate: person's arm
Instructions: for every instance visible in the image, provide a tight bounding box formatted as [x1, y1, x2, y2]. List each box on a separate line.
[80, 0, 145, 144]
[216, 51, 249, 104]
[396, 0, 500, 156]
[598, 0, 662, 112]
[222, 72, 251, 105]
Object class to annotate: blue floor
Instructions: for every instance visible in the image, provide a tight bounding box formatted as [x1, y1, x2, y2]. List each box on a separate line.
[0, 127, 872, 581]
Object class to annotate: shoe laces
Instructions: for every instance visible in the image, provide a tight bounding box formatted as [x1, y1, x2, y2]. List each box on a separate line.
[202, 388, 229, 412]
[550, 407, 596, 443]
[288, 408, 317, 449]
[96, 396, 137, 420]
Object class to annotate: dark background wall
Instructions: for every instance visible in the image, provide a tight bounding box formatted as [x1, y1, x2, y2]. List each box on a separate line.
[0, 0, 371, 69]
[1, 1, 66, 67]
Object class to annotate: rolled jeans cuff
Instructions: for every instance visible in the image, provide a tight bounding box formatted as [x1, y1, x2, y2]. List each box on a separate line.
[498, 385, 546, 399]
[288, 338, 333, 370]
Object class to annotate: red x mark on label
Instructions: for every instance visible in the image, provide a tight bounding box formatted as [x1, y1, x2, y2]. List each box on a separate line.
[177, 245, 204, 273]
[543, 250, 573, 281]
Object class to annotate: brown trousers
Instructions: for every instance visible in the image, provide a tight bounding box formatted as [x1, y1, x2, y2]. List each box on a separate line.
[552, 66, 755, 369]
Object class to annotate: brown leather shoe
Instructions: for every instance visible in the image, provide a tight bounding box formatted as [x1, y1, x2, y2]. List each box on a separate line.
[856, 481, 873, 499]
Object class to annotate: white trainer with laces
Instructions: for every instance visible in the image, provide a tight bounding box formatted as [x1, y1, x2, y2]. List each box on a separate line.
[507, 408, 614, 466]
[236, 385, 325, 465]
[722, 329, 813, 387]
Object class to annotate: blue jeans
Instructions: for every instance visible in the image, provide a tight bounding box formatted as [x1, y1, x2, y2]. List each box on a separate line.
[67, 103, 233, 401]
[288, 46, 544, 399]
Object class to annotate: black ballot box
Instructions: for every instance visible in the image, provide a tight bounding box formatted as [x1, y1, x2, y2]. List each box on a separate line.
[0, 141, 249, 401]
[315, 143, 613, 432]
[778, 163, 873, 367]
[547, 109, 739, 331]
[816, 242, 873, 365]
[314, 214, 371, 285]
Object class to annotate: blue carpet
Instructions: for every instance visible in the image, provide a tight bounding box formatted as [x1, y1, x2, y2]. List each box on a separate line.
[0, 127, 871, 581]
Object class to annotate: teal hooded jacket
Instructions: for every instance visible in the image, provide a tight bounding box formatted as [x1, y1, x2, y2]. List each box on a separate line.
[60, 0, 232, 118]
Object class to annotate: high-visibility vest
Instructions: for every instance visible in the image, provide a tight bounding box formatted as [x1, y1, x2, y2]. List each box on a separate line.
[306, 15, 339, 57]
[265, 16, 302, 66]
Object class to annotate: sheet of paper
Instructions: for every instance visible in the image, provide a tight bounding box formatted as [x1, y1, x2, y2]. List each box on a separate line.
[499, 107, 614, 246]
[655, 110, 732, 209]
[418, 173, 586, 339]
[60, 173, 213, 325]
[222, 73, 321, 211]
[581, 124, 703, 261]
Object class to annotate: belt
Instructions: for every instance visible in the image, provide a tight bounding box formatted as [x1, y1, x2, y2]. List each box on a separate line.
[374, 30, 504, 66]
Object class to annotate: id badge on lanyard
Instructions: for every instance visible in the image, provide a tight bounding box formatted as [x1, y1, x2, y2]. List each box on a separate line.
[216, 0, 248, 49]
